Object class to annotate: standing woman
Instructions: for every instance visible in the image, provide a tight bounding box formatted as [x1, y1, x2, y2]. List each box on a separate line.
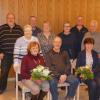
[21, 42, 49, 100]
[37, 21, 55, 63]
[76, 38, 99, 100]
[13, 25, 38, 74]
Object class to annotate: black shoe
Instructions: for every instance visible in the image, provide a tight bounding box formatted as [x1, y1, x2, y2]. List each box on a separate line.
[0, 90, 4, 94]
[31, 94, 38, 100]
[38, 90, 47, 100]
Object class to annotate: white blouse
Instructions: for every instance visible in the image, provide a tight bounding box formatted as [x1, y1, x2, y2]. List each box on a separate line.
[86, 53, 93, 67]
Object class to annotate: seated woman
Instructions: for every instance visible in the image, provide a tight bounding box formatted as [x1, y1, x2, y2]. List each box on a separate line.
[95, 62, 100, 99]
[21, 42, 49, 100]
[76, 37, 99, 100]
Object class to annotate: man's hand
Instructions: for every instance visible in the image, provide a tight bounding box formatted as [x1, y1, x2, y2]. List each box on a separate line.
[59, 74, 67, 84]
[0, 53, 4, 60]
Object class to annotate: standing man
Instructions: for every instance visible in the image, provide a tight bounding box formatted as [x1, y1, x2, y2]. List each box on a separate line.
[71, 16, 88, 55]
[29, 16, 41, 36]
[0, 13, 23, 94]
[81, 20, 100, 54]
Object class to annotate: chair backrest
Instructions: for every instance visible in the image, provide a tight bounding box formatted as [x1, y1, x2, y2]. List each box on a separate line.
[70, 59, 77, 73]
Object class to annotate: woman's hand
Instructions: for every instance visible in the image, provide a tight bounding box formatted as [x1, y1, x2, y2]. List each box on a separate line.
[34, 80, 42, 85]
[59, 74, 67, 84]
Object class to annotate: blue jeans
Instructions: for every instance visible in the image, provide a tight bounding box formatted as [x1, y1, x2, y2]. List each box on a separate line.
[49, 75, 79, 100]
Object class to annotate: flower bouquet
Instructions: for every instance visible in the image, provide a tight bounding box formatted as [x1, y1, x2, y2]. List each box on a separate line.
[75, 65, 94, 80]
[31, 65, 52, 81]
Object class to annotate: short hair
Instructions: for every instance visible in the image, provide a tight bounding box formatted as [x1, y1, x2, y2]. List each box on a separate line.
[6, 12, 15, 19]
[27, 41, 40, 54]
[29, 16, 37, 19]
[43, 20, 50, 24]
[77, 16, 83, 19]
[84, 38, 95, 45]
[53, 36, 62, 43]
[23, 24, 32, 32]
[90, 20, 98, 26]
[63, 21, 70, 27]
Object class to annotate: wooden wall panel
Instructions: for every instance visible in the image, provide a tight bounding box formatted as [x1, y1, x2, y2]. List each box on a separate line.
[0, 0, 100, 32]
[0, 0, 100, 77]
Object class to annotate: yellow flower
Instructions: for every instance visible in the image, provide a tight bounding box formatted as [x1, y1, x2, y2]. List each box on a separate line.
[85, 65, 91, 69]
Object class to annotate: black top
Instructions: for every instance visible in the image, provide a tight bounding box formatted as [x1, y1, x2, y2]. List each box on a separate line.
[32, 27, 41, 36]
[71, 25, 88, 54]
[59, 32, 77, 59]
[0, 24, 23, 54]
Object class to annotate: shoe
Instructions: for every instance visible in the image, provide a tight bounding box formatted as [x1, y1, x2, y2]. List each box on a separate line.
[31, 94, 38, 100]
[65, 96, 73, 100]
[0, 90, 4, 94]
[37, 90, 47, 100]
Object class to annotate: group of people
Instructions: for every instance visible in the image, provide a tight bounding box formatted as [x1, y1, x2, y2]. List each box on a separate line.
[0, 12, 100, 100]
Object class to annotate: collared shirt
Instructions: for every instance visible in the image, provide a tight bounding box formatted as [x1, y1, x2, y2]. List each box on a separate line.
[37, 33, 55, 56]
[46, 49, 71, 76]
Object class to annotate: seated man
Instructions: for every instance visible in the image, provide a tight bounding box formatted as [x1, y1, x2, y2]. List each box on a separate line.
[46, 36, 79, 100]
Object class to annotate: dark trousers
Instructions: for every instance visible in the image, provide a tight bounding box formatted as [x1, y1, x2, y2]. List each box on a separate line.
[95, 76, 100, 100]
[0, 53, 13, 91]
[83, 79, 97, 100]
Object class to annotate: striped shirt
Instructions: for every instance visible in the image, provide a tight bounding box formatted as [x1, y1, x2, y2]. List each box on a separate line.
[0, 24, 23, 54]
[13, 36, 38, 73]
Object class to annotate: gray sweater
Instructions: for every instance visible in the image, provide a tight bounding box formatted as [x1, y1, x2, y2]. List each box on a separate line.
[81, 32, 100, 53]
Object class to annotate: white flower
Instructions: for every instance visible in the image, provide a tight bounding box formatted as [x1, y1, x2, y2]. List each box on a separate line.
[37, 65, 45, 72]
[42, 69, 50, 77]
[33, 68, 38, 72]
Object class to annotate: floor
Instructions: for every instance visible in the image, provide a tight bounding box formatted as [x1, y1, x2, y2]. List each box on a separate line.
[0, 81, 88, 100]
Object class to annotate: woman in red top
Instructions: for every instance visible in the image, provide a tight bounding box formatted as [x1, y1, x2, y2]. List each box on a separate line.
[21, 42, 49, 100]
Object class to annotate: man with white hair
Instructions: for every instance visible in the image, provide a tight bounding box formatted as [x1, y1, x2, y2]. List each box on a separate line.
[0, 13, 23, 94]
[82, 20, 100, 55]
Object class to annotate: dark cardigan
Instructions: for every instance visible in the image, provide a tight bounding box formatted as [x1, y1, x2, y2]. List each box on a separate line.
[76, 50, 99, 73]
